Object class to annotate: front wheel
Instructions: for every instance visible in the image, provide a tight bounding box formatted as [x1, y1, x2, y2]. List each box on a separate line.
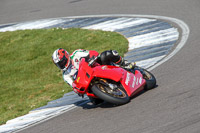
[135, 66, 156, 90]
[91, 80, 130, 105]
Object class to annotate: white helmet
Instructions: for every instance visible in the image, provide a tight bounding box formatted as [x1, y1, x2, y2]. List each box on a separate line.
[52, 48, 71, 71]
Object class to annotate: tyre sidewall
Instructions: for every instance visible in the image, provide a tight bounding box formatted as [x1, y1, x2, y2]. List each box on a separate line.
[143, 69, 156, 90]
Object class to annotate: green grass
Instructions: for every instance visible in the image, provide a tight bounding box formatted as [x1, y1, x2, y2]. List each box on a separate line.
[0, 28, 128, 125]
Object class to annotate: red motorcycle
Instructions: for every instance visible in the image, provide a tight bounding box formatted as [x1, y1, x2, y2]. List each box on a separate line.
[72, 54, 156, 105]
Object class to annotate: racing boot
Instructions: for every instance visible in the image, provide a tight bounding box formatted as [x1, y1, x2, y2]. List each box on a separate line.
[116, 57, 136, 70]
[122, 60, 136, 70]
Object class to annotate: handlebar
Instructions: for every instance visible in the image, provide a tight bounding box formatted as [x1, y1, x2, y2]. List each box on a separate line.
[88, 56, 98, 66]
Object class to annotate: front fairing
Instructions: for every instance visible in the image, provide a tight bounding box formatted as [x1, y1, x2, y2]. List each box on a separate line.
[121, 70, 146, 97]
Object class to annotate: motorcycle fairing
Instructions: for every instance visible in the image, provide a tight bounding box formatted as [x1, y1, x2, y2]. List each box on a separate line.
[73, 58, 146, 98]
[121, 70, 146, 97]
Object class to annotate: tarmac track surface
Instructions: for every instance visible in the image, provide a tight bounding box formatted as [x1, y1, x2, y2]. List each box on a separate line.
[1, 0, 200, 133]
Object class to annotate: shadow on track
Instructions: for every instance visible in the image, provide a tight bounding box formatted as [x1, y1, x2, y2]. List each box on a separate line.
[76, 85, 158, 109]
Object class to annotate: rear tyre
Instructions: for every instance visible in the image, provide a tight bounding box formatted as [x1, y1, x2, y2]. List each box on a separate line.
[91, 80, 130, 105]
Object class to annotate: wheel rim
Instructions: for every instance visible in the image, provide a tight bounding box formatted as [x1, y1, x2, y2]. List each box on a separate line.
[97, 84, 127, 98]
[143, 71, 152, 80]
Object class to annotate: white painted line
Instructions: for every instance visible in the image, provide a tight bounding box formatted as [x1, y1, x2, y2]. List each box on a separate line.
[136, 55, 165, 69]
[84, 18, 156, 31]
[128, 28, 179, 50]
[128, 28, 178, 41]
[83, 17, 130, 29]
[0, 19, 69, 32]
[101, 19, 156, 31]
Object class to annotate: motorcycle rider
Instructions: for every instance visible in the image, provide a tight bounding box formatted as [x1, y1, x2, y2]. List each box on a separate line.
[52, 48, 134, 105]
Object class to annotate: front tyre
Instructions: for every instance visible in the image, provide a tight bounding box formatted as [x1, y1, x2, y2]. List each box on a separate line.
[91, 81, 130, 105]
[136, 67, 156, 90]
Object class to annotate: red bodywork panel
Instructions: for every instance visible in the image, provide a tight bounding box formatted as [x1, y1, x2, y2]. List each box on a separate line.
[121, 70, 146, 97]
[72, 58, 146, 98]
[93, 65, 123, 82]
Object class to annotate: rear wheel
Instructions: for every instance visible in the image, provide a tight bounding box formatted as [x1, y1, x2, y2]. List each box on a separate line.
[91, 79, 130, 105]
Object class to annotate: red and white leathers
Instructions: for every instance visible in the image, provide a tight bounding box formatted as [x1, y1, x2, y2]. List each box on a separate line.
[63, 49, 99, 87]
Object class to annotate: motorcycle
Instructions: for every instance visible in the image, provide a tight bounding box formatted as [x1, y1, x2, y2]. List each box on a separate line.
[72, 54, 156, 105]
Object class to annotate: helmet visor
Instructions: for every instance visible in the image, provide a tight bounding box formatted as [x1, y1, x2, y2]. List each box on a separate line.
[56, 57, 68, 69]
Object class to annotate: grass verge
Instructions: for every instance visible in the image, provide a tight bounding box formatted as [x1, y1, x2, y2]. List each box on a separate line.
[0, 28, 128, 125]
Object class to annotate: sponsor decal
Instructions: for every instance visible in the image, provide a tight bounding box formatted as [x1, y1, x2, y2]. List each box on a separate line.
[76, 77, 80, 83]
[125, 72, 131, 85]
[132, 76, 136, 88]
[139, 77, 142, 84]
[136, 78, 139, 85]
[125, 72, 143, 88]
[101, 66, 108, 70]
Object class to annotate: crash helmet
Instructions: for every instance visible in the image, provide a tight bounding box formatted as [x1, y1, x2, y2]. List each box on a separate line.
[52, 48, 71, 71]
